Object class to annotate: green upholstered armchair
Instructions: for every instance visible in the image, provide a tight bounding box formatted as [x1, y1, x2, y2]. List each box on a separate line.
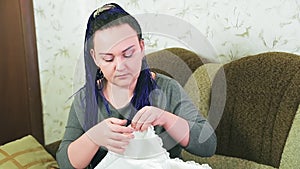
[183, 52, 300, 169]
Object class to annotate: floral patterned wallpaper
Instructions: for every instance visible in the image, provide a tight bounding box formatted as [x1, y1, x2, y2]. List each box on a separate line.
[32, 0, 300, 144]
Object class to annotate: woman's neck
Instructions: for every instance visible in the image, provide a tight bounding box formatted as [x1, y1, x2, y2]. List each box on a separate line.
[103, 82, 136, 109]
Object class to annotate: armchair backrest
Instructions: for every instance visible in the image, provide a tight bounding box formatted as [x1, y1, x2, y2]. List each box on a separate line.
[184, 63, 223, 118]
[146, 47, 207, 86]
[212, 52, 300, 168]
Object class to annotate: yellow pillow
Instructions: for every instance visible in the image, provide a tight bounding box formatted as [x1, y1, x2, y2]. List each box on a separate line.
[0, 135, 58, 169]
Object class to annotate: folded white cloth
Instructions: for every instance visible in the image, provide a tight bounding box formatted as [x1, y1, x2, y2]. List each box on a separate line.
[95, 126, 211, 169]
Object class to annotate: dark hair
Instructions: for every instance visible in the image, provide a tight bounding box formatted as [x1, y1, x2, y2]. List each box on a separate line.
[82, 3, 157, 131]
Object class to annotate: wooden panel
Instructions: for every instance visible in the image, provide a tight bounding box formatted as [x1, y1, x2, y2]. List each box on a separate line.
[0, 0, 44, 145]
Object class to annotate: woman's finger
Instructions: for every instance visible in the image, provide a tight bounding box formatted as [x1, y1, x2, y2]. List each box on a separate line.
[105, 144, 126, 154]
[109, 118, 134, 134]
[111, 124, 134, 134]
[131, 107, 147, 129]
[109, 118, 127, 126]
[105, 137, 132, 154]
[140, 122, 152, 131]
[133, 111, 150, 130]
[110, 131, 134, 141]
[107, 138, 130, 147]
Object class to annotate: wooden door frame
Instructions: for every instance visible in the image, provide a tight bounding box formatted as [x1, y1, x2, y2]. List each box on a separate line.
[20, 0, 44, 145]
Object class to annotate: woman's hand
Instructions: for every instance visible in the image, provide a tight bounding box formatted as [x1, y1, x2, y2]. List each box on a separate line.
[131, 106, 166, 131]
[131, 106, 190, 147]
[85, 118, 134, 154]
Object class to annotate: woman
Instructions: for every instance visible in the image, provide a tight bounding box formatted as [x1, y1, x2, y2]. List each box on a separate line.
[56, 3, 216, 169]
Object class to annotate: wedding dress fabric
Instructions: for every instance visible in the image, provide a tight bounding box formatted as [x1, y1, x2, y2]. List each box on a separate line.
[95, 126, 211, 169]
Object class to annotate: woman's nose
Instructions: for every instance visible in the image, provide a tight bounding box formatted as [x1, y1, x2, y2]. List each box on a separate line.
[115, 56, 126, 71]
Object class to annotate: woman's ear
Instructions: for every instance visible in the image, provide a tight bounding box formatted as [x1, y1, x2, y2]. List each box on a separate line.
[90, 49, 99, 66]
[139, 39, 145, 51]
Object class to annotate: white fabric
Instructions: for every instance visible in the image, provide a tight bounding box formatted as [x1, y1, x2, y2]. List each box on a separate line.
[95, 126, 211, 169]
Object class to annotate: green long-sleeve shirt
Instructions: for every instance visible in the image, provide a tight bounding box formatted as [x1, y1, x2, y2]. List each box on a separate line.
[56, 73, 216, 169]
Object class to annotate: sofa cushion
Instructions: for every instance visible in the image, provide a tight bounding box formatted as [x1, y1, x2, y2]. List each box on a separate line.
[0, 135, 58, 169]
[182, 151, 276, 169]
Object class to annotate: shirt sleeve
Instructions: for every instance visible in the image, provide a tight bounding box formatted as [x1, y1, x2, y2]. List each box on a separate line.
[164, 78, 217, 157]
[56, 98, 85, 169]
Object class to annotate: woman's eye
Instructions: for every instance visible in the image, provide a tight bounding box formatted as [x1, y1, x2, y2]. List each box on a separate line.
[123, 49, 135, 58]
[102, 55, 114, 62]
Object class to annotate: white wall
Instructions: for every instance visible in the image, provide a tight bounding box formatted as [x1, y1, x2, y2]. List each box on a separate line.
[32, 0, 300, 144]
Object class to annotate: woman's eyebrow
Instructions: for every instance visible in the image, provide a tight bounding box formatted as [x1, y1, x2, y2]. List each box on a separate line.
[98, 45, 135, 55]
[122, 45, 135, 53]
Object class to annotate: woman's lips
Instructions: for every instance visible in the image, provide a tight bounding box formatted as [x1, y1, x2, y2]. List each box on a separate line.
[115, 74, 129, 78]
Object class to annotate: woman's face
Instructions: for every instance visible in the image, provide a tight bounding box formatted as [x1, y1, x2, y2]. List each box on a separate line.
[90, 24, 144, 89]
